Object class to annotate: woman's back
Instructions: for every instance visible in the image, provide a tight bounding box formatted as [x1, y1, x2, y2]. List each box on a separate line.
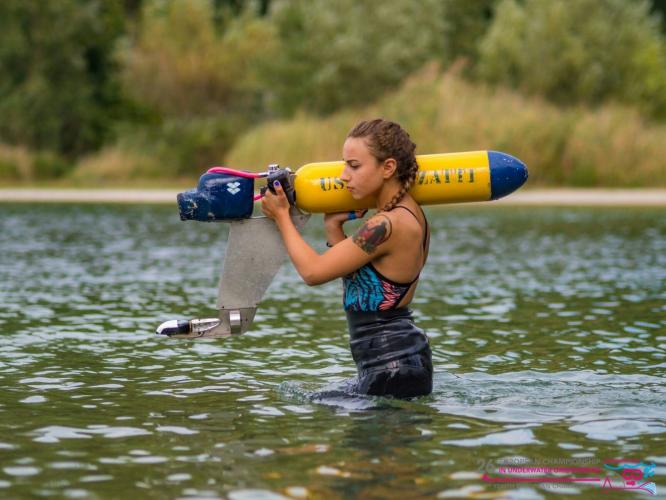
[343, 198, 429, 312]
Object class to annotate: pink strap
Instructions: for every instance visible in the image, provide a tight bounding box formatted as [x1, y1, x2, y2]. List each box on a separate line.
[207, 166, 265, 202]
[207, 166, 260, 179]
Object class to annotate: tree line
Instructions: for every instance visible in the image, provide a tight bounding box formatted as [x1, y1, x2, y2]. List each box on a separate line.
[0, 0, 664, 180]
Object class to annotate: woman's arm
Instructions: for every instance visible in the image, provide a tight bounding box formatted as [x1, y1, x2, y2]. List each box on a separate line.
[324, 214, 347, 246]
[324, 209, 366, 246]
[261, 182, 391, 286]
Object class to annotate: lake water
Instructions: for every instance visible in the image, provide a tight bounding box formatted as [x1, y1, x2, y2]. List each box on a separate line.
[0, 203, 664, 499]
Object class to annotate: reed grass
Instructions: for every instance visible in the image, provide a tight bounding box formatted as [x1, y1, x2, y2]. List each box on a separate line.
[226, 64, 666, 187]
[0, 144, 33, 182]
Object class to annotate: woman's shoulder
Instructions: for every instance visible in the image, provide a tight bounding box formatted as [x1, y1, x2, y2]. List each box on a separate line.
[351, 201, 426, 254]
[384, 202, 425, 234]
[351, 213, 393, 254]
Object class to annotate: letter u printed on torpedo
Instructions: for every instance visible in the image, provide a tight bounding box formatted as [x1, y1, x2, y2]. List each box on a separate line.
[320, 177, 345, 191]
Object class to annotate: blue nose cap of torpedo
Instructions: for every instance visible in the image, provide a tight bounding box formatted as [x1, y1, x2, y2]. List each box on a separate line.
[488, 151, 528, 200]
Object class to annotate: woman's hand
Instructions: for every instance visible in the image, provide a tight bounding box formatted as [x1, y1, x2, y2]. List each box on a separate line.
[324, 209, 368, 247]
[324, 209, 368, 228]
[261, 181, 290, 221]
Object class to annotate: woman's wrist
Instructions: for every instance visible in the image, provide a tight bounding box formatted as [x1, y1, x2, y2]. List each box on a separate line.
[275, 210, 293, 228]
[324, 222, 344, 233]
[325, 220, 345, 233]
[324, 224, 345, 247]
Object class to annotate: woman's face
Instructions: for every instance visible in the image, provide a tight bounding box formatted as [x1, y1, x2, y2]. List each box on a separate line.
[341, 137, 385, 200]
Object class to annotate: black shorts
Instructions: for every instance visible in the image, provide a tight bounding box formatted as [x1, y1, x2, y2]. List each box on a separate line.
[346, 308, 433, 399]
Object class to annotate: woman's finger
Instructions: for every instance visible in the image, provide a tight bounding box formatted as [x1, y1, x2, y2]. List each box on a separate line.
[273, 180, 285, 197]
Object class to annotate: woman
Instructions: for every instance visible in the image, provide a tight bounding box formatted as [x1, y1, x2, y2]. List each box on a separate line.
[261, 119, 432, 398]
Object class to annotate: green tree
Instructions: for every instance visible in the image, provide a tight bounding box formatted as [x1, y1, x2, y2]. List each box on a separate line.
[117, 0, 277, 175]
[650, 0, 666, 31]
[0, 0, 129, 158]
[263, 0, 447, 116]
[122, 0, 275, 118]
[213, 0, 272, 18]
[441, 0, 498, 67]
[477, 0, 666, 118]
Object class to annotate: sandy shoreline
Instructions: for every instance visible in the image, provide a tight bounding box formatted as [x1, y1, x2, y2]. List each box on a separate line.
[0, 188, 664, 206]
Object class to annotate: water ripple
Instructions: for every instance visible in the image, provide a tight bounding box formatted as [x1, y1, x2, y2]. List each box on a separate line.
[0, 204, 663, 498]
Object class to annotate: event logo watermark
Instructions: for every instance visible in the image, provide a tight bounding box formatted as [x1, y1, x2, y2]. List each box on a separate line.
[478, 457, 656, 495]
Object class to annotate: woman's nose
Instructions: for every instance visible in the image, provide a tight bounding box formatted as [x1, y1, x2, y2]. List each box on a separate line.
[340, 168, 350, 182]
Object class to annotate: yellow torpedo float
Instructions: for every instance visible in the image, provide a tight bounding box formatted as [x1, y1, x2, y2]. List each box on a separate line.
[293, 150, 527, 213]
[176, 151, 528, 221]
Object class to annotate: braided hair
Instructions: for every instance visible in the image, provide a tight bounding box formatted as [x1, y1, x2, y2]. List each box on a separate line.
[347, 119, 419, 212]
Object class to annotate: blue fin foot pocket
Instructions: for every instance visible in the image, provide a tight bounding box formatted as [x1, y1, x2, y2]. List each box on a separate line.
[178, 172, 254, 221]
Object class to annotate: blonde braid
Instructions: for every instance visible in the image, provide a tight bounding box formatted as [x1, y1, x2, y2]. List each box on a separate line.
[380, 157, 419, 212]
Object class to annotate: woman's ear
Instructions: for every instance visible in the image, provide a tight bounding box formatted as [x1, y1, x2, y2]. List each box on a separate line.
[382, 158, 398, 179]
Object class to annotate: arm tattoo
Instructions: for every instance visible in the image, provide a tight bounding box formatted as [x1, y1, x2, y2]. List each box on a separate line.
[352, 216, 391, 254]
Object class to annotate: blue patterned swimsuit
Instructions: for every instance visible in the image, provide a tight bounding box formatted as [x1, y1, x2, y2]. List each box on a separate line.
[340, 205, 433, 399]
[343, 206, 429, 312]
[343, 262, 419, 312]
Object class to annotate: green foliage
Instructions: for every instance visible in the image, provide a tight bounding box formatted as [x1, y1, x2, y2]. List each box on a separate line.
[263, 0, 447, 115]
[227, 66, 666, 187]
[213, 0, 273, 20]
[2, 0, 664, 185]
[142, 118, 238, 177]
[0, 145, 33, 182]
[0, 161, 18, 181]
[0, 0, 130, 159]
[651, 0, 666, 32]
[33, 153, 73, 179]
[115, 0, 276, 176]
[121, 0, 276, 119]
[477, 0, 666, 118]
[68, 114, 238, 184]
[441, 0, 498, 66]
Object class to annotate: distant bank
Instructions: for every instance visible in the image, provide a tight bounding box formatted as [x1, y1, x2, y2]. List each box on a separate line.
[0, 188, 664, 206]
